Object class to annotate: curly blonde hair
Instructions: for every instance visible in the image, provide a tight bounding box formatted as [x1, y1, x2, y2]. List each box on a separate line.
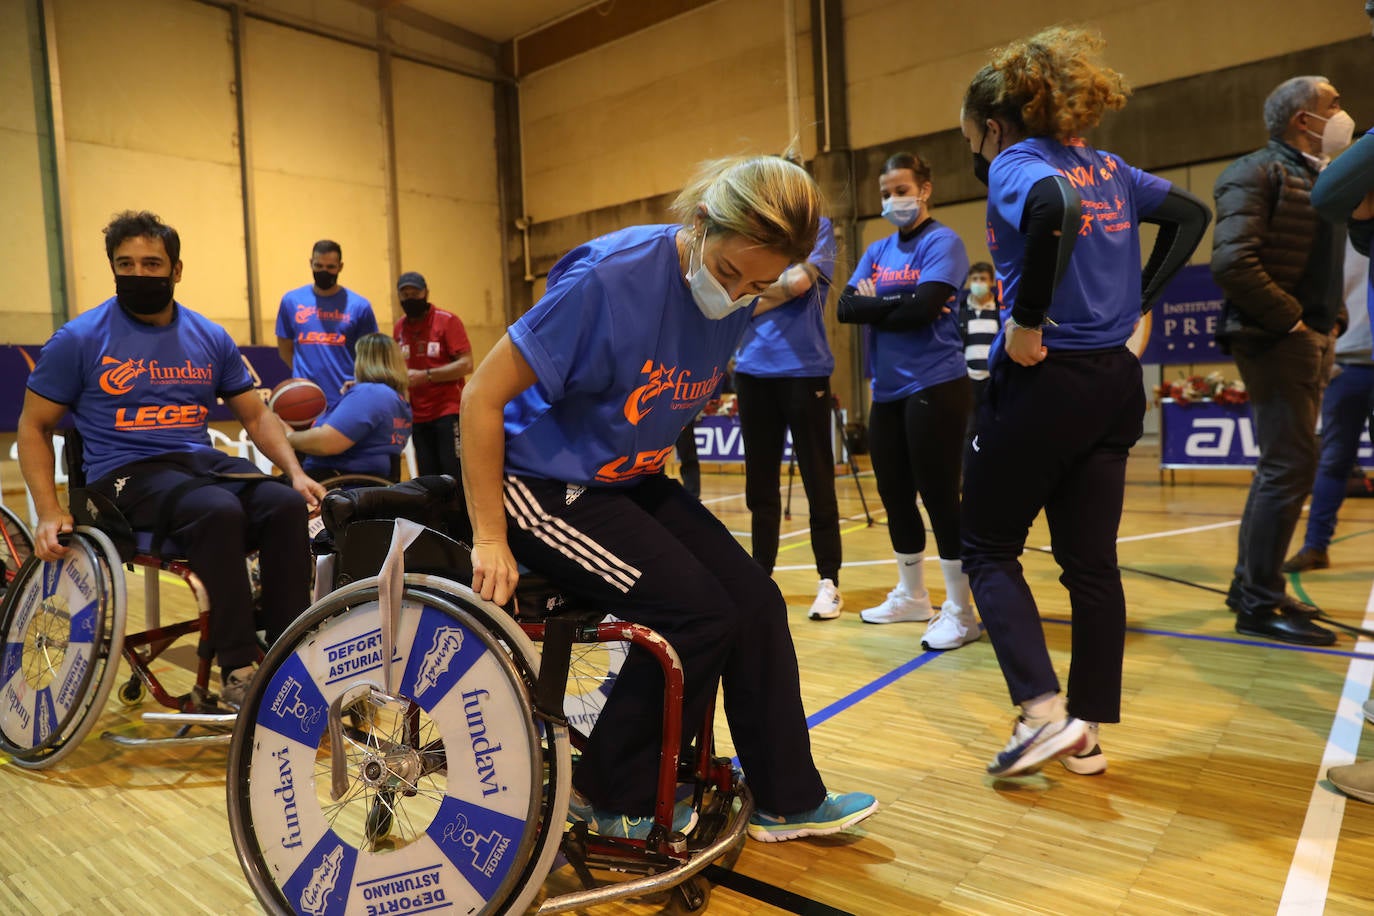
[962, 26, 1129, 142]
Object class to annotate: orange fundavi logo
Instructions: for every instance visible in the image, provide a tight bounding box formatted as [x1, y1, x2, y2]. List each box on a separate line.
[98, 356, 147, 395]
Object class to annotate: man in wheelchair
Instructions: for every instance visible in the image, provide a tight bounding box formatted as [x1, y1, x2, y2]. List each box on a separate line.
[460, 157, 879, 843]
[17, 210, 326, 709]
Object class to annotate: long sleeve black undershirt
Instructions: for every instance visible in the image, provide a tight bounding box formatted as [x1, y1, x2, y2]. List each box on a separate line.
[1140, 186, 1212, 314]
[1010, 175, 1080, 329]
[836, 281, 956, 330]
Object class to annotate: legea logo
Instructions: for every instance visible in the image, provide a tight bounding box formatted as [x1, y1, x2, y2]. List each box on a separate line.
[99, 356, 147, 395]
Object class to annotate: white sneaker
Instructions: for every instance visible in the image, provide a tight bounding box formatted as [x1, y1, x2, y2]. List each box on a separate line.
[808, 579, 844, 620]
[859, 588, 933, 624]
[921, 601, 980, 650]
[1061, 722, 1107, 775]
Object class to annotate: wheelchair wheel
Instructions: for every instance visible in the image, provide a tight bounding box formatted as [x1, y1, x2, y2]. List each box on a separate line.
[562, 615, 627, 738]
[0, 504, 34, 592]
[227, 573, 571, 916]
[0, 527, 127, 768]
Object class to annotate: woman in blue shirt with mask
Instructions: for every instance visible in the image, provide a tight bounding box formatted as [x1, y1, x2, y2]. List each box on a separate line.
[959, 27, 1209, 779]
[461, 156, 876, 843]
[838, 152, 978, 654]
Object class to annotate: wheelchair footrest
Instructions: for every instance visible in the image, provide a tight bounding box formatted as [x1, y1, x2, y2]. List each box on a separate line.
[100, 731, 233, 748]
[140, 711, 238, 727]
[536, 783, 754, 916]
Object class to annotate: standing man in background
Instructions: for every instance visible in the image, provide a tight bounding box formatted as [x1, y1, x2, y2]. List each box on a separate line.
[276, 239, 378, 408]
[1283, 241, 1373, 573]
[393, 271, 473, 481]
[957, 261, 1003, 439]
[1211, 75, 1353, 647]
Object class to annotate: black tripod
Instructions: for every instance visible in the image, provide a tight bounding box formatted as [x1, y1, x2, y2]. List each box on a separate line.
[784, 398, 874, 526]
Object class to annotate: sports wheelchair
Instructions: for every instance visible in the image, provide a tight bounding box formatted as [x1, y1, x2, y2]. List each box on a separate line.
[0, 433, 391, 767]
[226, 476, 750, 915]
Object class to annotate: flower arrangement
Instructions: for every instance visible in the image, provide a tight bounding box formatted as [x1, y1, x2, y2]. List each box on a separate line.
[1154, 371, 1248, 406]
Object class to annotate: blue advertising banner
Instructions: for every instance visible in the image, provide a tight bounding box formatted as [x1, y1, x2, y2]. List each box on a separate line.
[1138, 264, 1225, 365]
[0, 344, 292, 432]
[692, 416, 793, 463]
[1161, 399, 1374, 469]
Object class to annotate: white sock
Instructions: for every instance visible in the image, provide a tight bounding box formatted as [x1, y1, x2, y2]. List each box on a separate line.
[939, 558, 971, 612]
[895, 551, 927, 598]
[1022, 692, 1065, 722]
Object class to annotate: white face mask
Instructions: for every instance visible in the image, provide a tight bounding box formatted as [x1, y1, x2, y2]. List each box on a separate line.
[969, 280, 991, 299]
[687, 228, 755, 320]
[1305, 109, 1356, 156]
[881, 196, 922, 227]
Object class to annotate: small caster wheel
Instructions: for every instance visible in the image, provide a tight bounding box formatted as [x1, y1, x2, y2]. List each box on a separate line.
[117, 677, 146, 708]
[663, 876, 710, 915]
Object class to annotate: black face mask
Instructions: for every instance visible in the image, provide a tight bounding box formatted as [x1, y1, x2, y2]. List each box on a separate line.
[972, 152, 992, 187]
[400, 297, 430, 320]
[313, 270, 339, 290]
[115, 274, 174, 315]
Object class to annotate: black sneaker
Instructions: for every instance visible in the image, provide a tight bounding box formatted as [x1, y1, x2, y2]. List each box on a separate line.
[1235, 607, 1336, 646]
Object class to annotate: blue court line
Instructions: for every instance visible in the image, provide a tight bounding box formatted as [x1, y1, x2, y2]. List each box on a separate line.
[1041, 616, 1373, 659]
[804, 649, 945, 730]
[800, 616, 1372, 741]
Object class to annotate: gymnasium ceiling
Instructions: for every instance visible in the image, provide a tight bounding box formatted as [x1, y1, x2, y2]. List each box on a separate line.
[382, 0, 605, 43]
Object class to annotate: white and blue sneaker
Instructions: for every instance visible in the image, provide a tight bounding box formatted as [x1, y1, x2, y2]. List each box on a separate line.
[988, 714, 1089, 777]
[747, 790, 878, 842]
[567, 792, 698, 840]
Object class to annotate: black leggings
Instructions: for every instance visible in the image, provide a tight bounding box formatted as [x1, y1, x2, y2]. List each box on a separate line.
[867, 375, 970, 558]
[736, 373, 841, 581]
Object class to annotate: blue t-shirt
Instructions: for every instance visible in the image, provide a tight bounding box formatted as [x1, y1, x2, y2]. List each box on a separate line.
[985, 137, 1171, 359]
[303, 381, 412, 478]
[735, 217, 836, 378]
[27, 299, 255, 483]
[847, 221, 969, 402]
[505, 224, 753, 487]
[275, 286, 378, 408]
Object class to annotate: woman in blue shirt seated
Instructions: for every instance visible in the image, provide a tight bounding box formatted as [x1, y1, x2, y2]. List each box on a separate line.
[286, 333, 413, 482]
[461, 155, 877, 843]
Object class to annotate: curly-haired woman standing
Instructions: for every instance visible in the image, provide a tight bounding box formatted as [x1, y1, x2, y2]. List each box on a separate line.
[959, 28, 1210, 777]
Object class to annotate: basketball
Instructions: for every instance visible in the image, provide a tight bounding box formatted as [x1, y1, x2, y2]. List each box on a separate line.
[270, 378, 327, 430]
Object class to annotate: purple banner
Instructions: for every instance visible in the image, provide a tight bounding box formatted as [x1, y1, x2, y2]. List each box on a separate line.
[1139, 264, 1225, 365]
[0, 344, 292, 432]
[1161, 399, 1374, 469]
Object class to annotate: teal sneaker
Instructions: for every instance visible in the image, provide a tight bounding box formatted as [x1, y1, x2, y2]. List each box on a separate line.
[567, 794, 698, 840]
[747, 790, 878, 842]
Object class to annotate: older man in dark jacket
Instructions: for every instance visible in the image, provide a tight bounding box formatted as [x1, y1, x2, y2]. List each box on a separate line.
[1211, 75, 1352, 647]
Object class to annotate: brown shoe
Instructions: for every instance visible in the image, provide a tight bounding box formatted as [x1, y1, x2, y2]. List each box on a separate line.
[1281, 548, 1330, 573]
[1328, 759, 1374, 803]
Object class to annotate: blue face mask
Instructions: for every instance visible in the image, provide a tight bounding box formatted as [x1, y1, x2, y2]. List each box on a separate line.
[688, 228, 755, 320]
[881, 196, 922, 227]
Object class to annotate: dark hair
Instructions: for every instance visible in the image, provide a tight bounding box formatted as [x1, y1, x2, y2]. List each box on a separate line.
[103, 210, 180, 263]
[962, 26, 1129, 141]
[881, 151, 932, 184]
[968, 261, 995, 278]
[312, 239, 343, 259]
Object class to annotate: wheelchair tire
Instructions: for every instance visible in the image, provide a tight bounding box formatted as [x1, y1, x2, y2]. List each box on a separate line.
[227, 573, 571, 916]
[0, 504, 34, 592]
[0, 527, 127, 768]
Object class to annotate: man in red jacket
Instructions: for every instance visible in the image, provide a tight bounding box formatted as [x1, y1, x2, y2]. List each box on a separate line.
[392, 271, 473, 484]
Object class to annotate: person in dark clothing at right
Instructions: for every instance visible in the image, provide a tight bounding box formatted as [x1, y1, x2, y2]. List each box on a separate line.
[1211, 74, 1355, 647]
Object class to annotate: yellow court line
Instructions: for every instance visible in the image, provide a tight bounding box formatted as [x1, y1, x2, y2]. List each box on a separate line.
[776, 516, 886, 554]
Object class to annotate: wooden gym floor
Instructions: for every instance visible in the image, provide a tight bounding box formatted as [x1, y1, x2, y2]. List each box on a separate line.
[1, 445, 1372, 914]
